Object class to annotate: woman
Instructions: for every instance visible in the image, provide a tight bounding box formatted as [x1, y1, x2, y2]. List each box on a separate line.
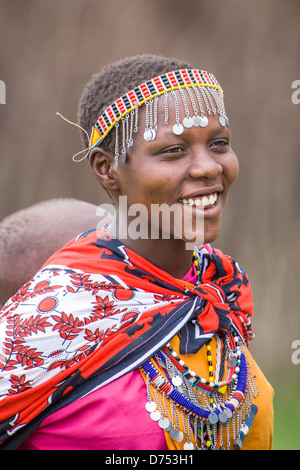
[0, 55, 273, 450]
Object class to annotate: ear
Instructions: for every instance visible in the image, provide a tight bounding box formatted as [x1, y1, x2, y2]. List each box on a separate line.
[88, 148, 120, 192]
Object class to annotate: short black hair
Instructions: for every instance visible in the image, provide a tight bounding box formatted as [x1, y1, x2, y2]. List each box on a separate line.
[77, 54, 191, 154]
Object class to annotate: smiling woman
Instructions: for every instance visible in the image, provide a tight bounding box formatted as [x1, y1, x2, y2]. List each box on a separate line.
[0, 54, 273, 451]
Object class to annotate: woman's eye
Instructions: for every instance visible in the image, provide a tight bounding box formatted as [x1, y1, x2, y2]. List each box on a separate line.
[210, 139, 230, 150]
[164, 147, 184, 154]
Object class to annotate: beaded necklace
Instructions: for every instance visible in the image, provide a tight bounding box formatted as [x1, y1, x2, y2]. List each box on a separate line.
[139, 250, 259, 450]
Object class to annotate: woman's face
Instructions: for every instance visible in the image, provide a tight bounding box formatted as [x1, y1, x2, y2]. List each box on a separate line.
[112, 90, 239, 246]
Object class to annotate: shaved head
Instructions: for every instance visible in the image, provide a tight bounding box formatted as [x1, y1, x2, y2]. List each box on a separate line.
[0, 198, 112, 306]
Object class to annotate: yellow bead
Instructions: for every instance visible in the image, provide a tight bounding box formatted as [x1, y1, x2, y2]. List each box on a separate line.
[194, 259, 199, 266]
[208, 365, 213, 372]
[218, 385, 227, 394]
[206, 440, 211, 447]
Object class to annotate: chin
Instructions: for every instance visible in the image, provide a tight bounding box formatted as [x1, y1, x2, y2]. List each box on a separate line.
[203, 224, 221, 245]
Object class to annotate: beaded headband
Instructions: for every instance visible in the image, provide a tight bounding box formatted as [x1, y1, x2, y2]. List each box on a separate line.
[89, 69, 229, 168]
[58, 69, 229, 165]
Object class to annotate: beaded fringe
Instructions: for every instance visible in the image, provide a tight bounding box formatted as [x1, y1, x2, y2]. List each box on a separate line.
[140, 333, 259, 451]
[113, 83, 228, 170]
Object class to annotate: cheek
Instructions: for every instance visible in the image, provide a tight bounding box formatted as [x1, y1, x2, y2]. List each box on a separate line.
[225, 152, 239, 187]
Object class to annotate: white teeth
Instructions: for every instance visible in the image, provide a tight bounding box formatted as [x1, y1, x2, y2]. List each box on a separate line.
[208, 194, 215, 205]
[179, 192, 218, 207]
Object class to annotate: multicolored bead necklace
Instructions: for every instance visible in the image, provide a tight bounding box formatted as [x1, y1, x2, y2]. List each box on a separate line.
[139, 330, 258, 450]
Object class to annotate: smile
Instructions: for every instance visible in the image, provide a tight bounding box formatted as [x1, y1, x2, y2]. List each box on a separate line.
[179, 192, 219, 207]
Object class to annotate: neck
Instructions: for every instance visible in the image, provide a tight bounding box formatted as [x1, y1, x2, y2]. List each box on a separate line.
[121, 236, 194, 279]
[113, 216, 194, 278]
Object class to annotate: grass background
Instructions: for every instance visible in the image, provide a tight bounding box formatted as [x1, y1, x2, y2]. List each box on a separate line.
[272, 372, 300, 450]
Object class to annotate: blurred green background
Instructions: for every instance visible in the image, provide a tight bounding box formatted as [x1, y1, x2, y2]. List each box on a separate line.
[272, 372, 300, 450]
[0, 0, 299, 449]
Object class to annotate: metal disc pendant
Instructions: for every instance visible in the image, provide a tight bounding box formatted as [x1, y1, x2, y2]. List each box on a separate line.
[225, 408, 233, 419]
[145, 401, 157, 413]
[250, 404, 258, 415]
[240, 423, 249, 435]
[228, 356, 237, 368]
[219, 116, 226, 127]
[244, 414, 254, 428]
[158, 417, 172, 431]
[193, 115, 202, 126]
[170, 428, 184, 442]
[208, 412, 218, 424]
[184, 441, 194, 450]
[199, 116, 208, 127]
[150, 409, 161, 421]
[172, 375, 183, 387]
[183, 116, 194, 128]
[143, 129, 154, 141]
[219, 411, 229, 424]
[173, 123, 184, 135]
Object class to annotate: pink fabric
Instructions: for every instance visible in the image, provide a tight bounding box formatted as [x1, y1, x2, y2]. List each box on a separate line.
[182, 244, 212, 284]
[18, 247, 212, 450]
[18, 370, 167, 450]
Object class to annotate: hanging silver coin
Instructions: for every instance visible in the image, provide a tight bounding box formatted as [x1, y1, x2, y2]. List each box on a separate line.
[150, 409, 161, 421]
[219, 411, 229, 424]
[158, 417, 172, 431]
[170, 428, 184, 442]
[240, 423, 249, 435]
[143, 129, 154, 141]
[245, 414, 254, 428]
[208, 412, 218, 424]
[172, 375, 183, 387]
[219, 116, 226, 127]
[145, 401, 157, 413]
[183, 116, 194, 128]
[193, 115, 202, 126]
[199, 116, 209, 127]
[228, 356, 237, 368]
[173, 123, 184, 135]
[225, 408, 233, 419]
[183, 442, 194, 450]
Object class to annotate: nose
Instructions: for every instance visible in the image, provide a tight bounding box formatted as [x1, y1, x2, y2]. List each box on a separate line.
[188, 147, 223, 179]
